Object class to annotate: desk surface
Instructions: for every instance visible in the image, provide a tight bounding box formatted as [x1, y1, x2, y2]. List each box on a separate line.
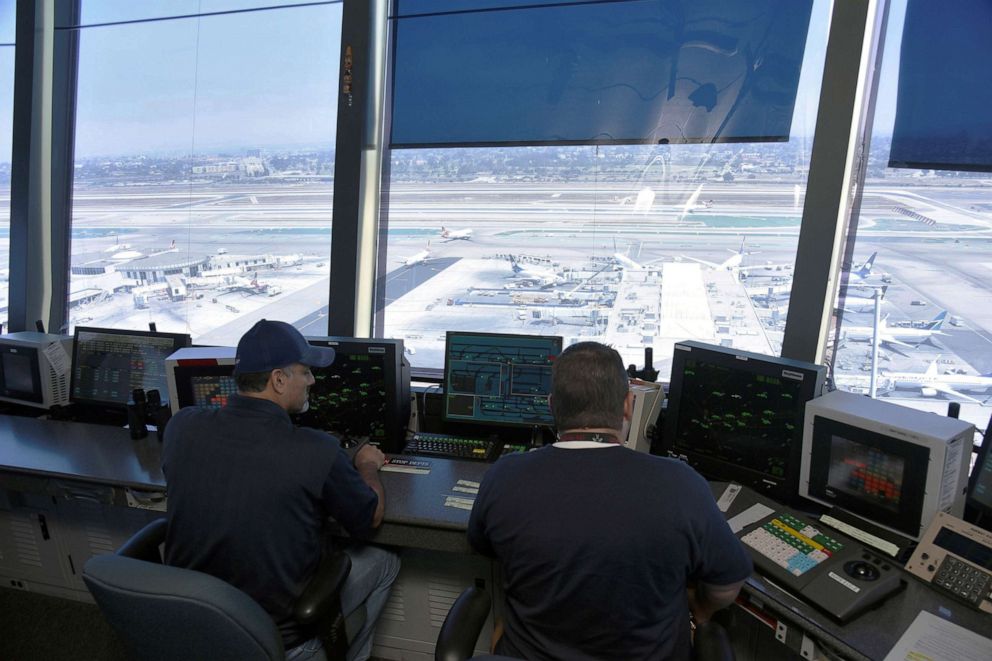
[0, 415, 165, 490]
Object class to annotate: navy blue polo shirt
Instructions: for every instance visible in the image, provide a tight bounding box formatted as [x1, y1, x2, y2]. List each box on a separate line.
[467, 445, 752, 661]
[162, 393, 378, 646]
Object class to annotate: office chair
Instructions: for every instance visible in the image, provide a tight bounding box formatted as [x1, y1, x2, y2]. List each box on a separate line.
[434, 587, 734, 661]
[83, 517, 358, 661]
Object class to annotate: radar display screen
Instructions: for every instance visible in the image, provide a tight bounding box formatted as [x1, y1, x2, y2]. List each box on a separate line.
[670, 358, 806, 480]
[443, 331, 562, 428]
[295, 350, 391, 444]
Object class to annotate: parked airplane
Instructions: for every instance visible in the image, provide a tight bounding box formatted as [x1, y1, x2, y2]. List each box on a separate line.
[840, 285, 888, 313]
[850, 252, 878, 282]
[401, 241, 432, 267]
[440, 226, 473, 241]
[507, 255, 564, 288]
[840, 310, 948, 348]
[882, 359, 992, 404]
[685, 236, 747, 272]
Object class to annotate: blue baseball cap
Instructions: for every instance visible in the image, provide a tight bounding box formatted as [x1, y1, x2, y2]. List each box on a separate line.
[233, 319, 335, 375]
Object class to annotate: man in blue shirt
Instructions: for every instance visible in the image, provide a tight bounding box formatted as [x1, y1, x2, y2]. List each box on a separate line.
[163, 319, 399, 661]
[467, 341, 752, 660]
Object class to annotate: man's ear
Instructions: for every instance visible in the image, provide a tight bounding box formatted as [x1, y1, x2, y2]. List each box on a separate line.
[269, 368, 286, 394]
[623, 390, 634, 421]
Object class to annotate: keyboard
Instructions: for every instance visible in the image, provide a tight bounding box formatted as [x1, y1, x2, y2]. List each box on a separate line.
[404, 432, 494, 461]
[741, 512, 844, 577]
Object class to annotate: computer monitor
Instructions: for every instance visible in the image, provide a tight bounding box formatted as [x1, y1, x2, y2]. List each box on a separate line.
[801, 389, 974, 541]
[963, 416, 992, 531]
[294, 337, 411, 453]
[165, 346, 238, 414]
[0, 332, 74, 409]
[662, 340, 826, 504]
[443, 331, 562, 429]
[71, 326, 192, 410]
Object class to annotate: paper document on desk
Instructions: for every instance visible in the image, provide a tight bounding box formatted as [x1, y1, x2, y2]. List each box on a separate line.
[883, 610, 992, 661]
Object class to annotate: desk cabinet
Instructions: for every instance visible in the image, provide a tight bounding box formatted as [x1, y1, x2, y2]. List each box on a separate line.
[1, 480, 159, 600]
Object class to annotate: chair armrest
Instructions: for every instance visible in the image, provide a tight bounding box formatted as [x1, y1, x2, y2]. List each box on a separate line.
[116, 518, 167, 563]
[692, 620, 734, 661]
[294, 549, 352, 626]
[435, 586, 491, 661]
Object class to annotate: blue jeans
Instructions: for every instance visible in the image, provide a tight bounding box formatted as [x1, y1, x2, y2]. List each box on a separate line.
[286, 545, 400, 661]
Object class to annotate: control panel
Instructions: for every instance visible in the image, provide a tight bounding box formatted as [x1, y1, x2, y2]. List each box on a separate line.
[905, 511, 992, 614]
[739, 507, 904, 622]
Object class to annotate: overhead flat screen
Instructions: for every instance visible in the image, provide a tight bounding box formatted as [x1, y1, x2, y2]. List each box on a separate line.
[889, 0, 992, 172]
[390, 0, 814, 147]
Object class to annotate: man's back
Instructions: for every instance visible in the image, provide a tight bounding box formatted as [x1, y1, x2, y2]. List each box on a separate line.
[162, 394, 378, 645]
[468, 446, 752, 661]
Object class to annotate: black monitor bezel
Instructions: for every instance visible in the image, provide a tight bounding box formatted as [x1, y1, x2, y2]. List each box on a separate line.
[70, 326, 192, 410]
[661, 340, 825, 505]
[442, 330, 562, 430]
[966, 417, 992, 522]
[806, 414, 929, 539]
[297, 336, 408, 452]
[0, 344, 43, 404]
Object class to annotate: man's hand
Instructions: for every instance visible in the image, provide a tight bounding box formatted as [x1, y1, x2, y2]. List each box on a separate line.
[353, 444, 386, 528]
[354, 443, 386, 471]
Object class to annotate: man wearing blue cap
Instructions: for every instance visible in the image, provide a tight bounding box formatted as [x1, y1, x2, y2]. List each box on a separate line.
[163, 319, 399, 661]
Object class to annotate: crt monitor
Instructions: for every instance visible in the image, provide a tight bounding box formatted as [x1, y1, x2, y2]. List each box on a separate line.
[294, 337, 410, 453]
[800, 389, 973, 541]
[662, 340, 826, 504]
[71, 326, 192, 410]
[0, 331, 74, 409]
[165, 346, 238, 414]
[443, 331, 562, 429]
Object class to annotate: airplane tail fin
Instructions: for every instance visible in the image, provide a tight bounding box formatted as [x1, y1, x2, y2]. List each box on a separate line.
[929, 310, 948, 330]
[855, 252, 877, 279]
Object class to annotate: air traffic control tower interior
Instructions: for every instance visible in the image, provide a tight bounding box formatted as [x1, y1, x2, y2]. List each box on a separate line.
[1, 0, 991, 659]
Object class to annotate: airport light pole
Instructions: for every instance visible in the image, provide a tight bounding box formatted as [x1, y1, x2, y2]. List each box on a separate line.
[869, 287, 882, 398]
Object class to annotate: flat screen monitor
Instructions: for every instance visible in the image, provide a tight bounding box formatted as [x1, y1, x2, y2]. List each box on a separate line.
[0, 332, 73, 409]
[71, 327, 192, 410]
[166, 346, 238, 414]
[443, 331, 562, 429]
[801, 389, 973, 541]
[965, 417, 992, 531]
[294, 337, 410, 453]
[662, 340, 826, 504]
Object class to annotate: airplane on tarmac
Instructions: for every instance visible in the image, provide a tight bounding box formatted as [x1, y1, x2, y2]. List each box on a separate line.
[840, 285, 888, 313]
[440, 226, 473, 241]
[849, 252, 878, 283]
[882, 358, 992, 404]
[685, 236, 748, 272]
[401, 241, 432, 267]
[839, 310, 948, 349]
[507, 255, 565, 288]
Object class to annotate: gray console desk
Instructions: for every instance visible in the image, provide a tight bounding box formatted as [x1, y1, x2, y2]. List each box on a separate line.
[2, 415, 990, 660]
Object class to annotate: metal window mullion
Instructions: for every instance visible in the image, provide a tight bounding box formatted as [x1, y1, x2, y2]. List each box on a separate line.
[781, 0, 885, 364]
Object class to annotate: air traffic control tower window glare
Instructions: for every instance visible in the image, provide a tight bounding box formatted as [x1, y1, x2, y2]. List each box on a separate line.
[828, 0, 992, 437]
[376, 0, 831, 375]
[66, 1, 342, 345]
